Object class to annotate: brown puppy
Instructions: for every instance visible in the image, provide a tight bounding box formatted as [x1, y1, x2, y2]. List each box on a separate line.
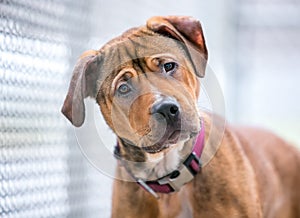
[61, 16, 300, 218]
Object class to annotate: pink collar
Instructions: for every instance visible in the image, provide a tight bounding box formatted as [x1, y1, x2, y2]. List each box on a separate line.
[115, 121, 205, 198]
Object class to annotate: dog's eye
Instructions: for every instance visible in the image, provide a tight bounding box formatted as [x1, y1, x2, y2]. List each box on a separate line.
[117, 83, 131, 94]
[163, 62, 177, 73]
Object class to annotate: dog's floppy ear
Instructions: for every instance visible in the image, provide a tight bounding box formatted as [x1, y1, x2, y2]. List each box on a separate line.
[147, 16, 208, 77]
[61, 50, 101, 127]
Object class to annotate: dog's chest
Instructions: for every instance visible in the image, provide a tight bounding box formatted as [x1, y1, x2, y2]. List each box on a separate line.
[149, 141, 185, 178]
[156, 187, 193, 218]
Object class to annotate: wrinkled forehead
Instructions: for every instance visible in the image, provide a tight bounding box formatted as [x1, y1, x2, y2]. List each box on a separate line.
[100, 34, 188, 73]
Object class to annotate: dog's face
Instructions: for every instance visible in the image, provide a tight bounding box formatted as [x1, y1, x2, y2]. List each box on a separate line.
[100, 50, 200, 156]
[62, 16, 208, 179]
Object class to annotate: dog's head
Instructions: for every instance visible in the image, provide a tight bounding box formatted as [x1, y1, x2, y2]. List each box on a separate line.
[62, 16, 208, 178]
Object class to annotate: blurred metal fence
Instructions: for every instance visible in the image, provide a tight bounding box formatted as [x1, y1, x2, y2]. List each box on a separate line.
[0, 0, 110, 217]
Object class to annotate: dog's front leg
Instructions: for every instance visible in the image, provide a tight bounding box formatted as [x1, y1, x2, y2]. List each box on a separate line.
[111, 167, 160, 218]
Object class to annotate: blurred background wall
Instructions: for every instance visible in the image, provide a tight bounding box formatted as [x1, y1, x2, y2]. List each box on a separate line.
[1, 0, 299, 217]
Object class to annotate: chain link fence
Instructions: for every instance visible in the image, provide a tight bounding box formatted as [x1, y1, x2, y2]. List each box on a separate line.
[0, 0, 111, 217]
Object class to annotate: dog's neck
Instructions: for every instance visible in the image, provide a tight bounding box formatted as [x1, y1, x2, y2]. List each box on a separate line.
[113, 123, 206, 197]
[115, 136, 195, 181]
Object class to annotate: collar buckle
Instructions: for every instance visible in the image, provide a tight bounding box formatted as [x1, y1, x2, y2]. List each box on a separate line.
[156, 153, 202, 192]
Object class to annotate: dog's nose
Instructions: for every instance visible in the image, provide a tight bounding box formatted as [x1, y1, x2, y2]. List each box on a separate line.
[151, 100, 180, 124]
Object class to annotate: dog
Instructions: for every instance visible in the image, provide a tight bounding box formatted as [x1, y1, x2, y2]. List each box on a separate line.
[61, 16, 300, 217]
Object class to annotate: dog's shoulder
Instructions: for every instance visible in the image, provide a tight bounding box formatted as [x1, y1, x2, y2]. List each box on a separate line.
[232, 126, 300, 209]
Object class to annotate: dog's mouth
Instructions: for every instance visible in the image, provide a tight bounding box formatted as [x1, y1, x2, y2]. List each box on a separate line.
[142, 130, 185, 154]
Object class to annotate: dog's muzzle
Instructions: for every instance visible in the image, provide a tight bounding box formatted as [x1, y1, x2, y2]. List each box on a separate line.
[142, 98, 181, 153]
